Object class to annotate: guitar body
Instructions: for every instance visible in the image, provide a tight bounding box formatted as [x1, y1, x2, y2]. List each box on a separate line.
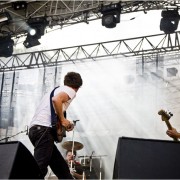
[52, 114, 66, 143]
[56, 121, 66, 142]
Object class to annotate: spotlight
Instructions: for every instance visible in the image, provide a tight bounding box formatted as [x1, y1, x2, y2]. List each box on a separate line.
[29, 28, 36, 36]
[27, 17, 48, 37]
[0, 36, 14, 57]
[27, 26, 41, 39]
[23, 37, 40, 48]
[12, 1, 27, 10]
[100, 3, 121, 28]
[0, 12, 12, 23]
[23, 17, 48, 48]
[160, 9, 180, 34]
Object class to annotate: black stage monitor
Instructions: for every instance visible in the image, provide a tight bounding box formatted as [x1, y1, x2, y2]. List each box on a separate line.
[113, 136, 180, 179]
[0, 141, 43, 179]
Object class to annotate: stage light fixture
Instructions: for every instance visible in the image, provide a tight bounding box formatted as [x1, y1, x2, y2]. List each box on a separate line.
[23, 37, 40, 48]
[12, 1, 27, 10]
[100, 3, 121, 28]
[27, 17, 48, 38]
[23, 17, 48, 48]
[0, 36, 14, 57]
[0, 12, 12, 23]
[160, 9, 180, 34]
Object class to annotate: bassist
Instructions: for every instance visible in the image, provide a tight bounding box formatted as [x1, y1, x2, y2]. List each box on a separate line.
[28, 72, 83, 179]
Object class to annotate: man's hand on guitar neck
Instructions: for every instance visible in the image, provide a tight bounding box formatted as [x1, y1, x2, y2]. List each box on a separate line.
[61, 118, 74, 131]
[166, 127, 180, 139]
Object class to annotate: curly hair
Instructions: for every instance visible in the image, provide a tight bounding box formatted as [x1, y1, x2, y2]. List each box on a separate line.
[64, 72, 83, 88]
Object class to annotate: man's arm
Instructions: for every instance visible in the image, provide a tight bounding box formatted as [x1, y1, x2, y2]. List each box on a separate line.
[52, 91, 73, 130]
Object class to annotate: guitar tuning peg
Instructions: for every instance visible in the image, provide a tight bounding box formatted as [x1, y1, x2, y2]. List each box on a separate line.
[169, 112, 173, 117]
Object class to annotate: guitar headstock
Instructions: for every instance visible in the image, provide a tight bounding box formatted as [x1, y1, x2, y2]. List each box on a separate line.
[158, 109, 173, 122]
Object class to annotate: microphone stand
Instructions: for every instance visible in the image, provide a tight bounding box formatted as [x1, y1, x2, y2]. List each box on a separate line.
[70, 120, 79, 168]
[89, 151, 95, 172]
[70, 120, 85, 179]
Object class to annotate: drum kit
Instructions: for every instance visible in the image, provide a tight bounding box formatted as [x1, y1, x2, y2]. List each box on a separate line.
[61, 120, 107, 179]
[61, 140, 107, 179]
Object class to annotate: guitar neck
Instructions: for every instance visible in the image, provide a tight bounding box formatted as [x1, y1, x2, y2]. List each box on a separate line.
[165, 120, 179, 142]
[165, 120, 172, 130]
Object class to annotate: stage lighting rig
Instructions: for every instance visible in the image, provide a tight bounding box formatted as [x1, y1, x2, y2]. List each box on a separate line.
[100, 3, 121, 28]
[160, 9, 180, 34]
[12, 1, 27, 10]
[0, 36, 14, 58]
[23, 17, 48, 48]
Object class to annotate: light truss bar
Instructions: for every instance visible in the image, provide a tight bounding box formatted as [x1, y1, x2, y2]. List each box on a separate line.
[1, 31, 180, 72]
[1, 1, 180, 37]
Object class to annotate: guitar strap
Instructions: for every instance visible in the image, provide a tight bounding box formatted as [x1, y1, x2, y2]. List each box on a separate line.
[50, 86, 66, 127]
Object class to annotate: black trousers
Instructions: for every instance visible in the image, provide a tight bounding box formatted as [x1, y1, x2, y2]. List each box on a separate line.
[28, 125, 73, 179]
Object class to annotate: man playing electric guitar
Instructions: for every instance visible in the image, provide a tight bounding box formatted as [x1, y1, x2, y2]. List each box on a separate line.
[28, 72, 83, 179]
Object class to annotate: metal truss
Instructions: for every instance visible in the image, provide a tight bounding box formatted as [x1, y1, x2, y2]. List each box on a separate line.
[0, 1, 180, 37]
[1, 31, 180, 72]
[2, 0, 180, 137]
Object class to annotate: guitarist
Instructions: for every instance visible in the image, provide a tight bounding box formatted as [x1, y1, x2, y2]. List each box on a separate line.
[166, 127, 180, 140]
[28, 72, 83, 179]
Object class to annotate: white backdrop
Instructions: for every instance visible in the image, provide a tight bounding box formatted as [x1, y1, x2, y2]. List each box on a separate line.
[9, 55, 180, 179]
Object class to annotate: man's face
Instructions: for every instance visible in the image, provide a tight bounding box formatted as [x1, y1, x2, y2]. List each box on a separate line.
[66, 152, 74, 162]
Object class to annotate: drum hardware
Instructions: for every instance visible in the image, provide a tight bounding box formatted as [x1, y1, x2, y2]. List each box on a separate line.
[78, 154, 107, 180]
[98, 155, 107, 180]
[78, 155, 108, 158]
[99, 156, 102, 180]
[89, 151, 94, 172]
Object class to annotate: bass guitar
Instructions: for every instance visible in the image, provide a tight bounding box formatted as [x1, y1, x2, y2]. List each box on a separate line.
[158, 109, 178, 141]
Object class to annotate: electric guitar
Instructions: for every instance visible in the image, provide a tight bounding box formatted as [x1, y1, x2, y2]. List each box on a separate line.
[52, 117, 66, 142]
[52, 112, 74, 143]
[52, 114, 66, 143]
[158, 109, 178, 141]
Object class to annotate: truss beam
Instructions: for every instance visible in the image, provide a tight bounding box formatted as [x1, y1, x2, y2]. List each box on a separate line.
[1, 1, 180, 37]
[1, 31, 180, 72]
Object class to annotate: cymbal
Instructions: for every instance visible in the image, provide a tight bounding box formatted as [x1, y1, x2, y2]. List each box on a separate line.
[62, 141, 84, 151]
